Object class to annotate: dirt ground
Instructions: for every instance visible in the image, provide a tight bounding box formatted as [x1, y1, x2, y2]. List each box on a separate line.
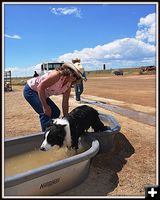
[3, 74, 157, 197]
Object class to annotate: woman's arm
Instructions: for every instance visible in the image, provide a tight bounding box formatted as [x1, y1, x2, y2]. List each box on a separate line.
[62, 87, 71, 116]
[37, 70, 61, 116]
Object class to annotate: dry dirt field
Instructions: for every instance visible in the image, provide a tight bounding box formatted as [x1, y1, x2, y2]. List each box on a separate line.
[4, 74, 157, 197]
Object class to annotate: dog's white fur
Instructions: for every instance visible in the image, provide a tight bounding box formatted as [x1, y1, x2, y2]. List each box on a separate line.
[41, 118, 72, 150]
[54, 118, 83, 152]
[54, 118, 72, 148]
[41, 130, 51, 151]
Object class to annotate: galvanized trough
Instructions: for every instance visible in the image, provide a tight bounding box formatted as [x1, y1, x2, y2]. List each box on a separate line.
[4, 133, 99, 196]
[88, 113, 121, 153]
[4, 113, 120, 196]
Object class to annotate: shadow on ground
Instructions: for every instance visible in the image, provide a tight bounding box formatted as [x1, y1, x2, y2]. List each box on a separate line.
[59, 132, 135, 196]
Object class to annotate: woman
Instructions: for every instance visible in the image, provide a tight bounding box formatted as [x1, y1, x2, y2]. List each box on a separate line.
[23, 62, 83, 132]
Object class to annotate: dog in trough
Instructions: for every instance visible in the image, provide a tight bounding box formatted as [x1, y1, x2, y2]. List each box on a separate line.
[40, 105, 108, 151]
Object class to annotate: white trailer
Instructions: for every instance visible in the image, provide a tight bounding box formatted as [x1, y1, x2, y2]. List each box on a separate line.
[37, 62, 64, 75]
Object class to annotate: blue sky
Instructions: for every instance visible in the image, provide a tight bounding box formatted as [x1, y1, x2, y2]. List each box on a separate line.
[3, 3, 157, 77]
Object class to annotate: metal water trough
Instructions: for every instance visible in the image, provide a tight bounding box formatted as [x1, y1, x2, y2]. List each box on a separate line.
[4, 113, 120, 196]
[89, 113, 121, 153]
[4, 133, 99, 196]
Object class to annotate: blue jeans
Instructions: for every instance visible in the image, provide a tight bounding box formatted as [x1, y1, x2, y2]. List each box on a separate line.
[74, 81, 83, 101]
[23, 84, 60, 131]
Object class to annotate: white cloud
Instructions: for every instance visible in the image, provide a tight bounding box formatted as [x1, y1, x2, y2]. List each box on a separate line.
[51, 7, 82, 18]
[56, 13, 156, 70]
[135, 13, 156, 43]
[57, 37, 155, 70]
[5, 34, 21, 39]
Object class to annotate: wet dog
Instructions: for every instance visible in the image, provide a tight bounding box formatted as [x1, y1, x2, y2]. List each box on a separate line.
[40, 105, 106, 151]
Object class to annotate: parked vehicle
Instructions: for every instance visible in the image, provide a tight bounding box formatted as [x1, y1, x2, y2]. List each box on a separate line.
[140, 66, 156, 72]
[112, 69, 123, 76]
[36, 61, 64, 75]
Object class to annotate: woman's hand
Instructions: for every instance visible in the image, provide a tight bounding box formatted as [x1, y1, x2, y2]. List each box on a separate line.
[43, 105, 52, 117]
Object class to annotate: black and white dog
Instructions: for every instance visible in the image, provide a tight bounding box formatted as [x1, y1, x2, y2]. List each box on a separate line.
[40, 105, 106, 151]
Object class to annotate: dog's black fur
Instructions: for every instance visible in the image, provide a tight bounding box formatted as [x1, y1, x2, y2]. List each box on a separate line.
[66, 105, 105, 149]
[40, 105, 106, 151]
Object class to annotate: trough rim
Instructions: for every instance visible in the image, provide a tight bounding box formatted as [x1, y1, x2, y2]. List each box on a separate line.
[4, 134, 99, 188]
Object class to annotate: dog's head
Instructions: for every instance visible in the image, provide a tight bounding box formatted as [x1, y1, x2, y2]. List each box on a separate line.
[40, 124, 66, 151]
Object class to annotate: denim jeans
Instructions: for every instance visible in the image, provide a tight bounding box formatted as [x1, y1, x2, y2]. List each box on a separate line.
[23, 84, 60, 131]
[74, 81, 83, 101]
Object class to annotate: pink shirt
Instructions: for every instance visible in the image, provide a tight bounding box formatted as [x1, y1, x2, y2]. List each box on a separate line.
[27, 71, 72, 97]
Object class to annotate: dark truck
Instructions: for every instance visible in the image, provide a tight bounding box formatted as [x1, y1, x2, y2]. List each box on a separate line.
[112, 69, 124, 76]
